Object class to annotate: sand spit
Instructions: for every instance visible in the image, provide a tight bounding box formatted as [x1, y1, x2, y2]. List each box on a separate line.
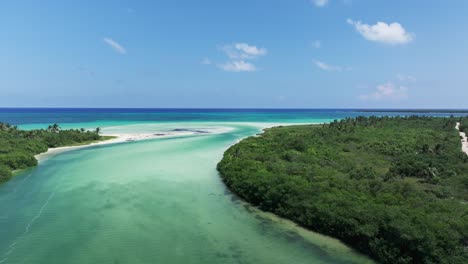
[34, 129, 217, 163]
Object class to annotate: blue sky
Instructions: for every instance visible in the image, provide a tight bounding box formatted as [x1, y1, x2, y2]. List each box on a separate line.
[1, 0, 467, 108]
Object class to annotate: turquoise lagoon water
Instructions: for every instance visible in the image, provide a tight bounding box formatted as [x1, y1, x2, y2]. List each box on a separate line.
[1, 109, 460, 264]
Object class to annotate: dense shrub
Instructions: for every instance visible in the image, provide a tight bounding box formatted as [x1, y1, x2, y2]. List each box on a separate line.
[218, 116, 468, 264]
[0, 164, 12, 182]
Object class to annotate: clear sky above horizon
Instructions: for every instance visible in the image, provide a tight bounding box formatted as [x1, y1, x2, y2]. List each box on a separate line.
[1, 0, 467, 108]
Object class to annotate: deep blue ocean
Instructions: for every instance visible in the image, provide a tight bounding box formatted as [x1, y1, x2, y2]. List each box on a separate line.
[1, 108, 466, 125]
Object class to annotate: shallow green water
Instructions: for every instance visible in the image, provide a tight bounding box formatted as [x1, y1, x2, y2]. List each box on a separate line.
[0, 122, 373, 264]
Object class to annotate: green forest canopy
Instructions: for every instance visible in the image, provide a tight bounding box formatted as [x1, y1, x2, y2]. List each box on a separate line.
[218, 116, 468, 264]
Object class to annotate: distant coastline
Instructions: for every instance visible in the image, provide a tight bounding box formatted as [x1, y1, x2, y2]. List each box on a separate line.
[355, 109, 468, 113]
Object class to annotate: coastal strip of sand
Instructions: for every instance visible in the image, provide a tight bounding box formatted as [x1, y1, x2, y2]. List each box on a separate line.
[34, 130, 209, 163]
[455, 122, 468, 155]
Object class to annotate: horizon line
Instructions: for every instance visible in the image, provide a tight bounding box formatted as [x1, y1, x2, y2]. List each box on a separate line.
[1, 107, 468, 111]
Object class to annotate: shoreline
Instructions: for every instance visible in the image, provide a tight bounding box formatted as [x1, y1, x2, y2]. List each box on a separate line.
[34, 131, 192, 163]
[7, 122, 320, 181]
[34, 135, 123, 163]
[34, 122, 309, 163]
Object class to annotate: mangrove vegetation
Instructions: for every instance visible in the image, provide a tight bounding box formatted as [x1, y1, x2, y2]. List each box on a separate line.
[218, 116, 468, 264]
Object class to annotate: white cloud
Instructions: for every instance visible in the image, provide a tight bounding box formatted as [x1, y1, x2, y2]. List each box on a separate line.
[235, 43, 267, 57]
[218, 42, 266, 72]
[359, 83, 408, 100]
[219, 61, 256, 72]
[311, 40, 321, 48]
[314, 60, 342, 71]
[201, 58, 212, 65]
[312, 0, 329, 7]
[221, 43, 267, 60]
[103, 38, 126, 54]
[397, 74, 416, 82]
[347, 19, 413, 45]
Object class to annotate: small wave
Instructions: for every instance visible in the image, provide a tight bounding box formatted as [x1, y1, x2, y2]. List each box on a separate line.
[25, 192, 55, 233]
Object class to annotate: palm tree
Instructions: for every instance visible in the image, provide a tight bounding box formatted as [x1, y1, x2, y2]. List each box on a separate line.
[95, 127, 101, 134]
[50, 123, 60, 133]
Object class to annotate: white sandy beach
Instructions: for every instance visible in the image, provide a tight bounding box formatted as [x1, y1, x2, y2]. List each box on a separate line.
[34, 129, 214, 163]
[456, 122, 468, 155]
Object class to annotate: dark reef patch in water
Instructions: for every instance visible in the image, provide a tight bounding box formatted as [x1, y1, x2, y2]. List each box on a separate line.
[172, 128, 210, 134]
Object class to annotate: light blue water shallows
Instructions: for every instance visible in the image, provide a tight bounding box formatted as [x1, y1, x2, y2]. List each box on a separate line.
[2, 109, 453, 264]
